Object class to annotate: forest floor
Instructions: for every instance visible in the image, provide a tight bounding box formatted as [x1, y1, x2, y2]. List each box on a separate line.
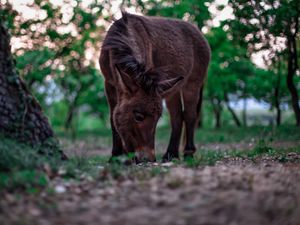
[1, 126, 300, 225]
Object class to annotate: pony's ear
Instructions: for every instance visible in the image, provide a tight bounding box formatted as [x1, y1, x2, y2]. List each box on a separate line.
[115, 65, 138, 94]
[157, 76, 184, 96]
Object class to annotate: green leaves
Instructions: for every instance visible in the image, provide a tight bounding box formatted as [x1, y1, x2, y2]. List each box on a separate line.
[16, 47, 55, 97]
[135, 0, 212, 28]
[206, 27, 254, 100]
[9, 0, 108, 131]
[41, 2, 54, 18]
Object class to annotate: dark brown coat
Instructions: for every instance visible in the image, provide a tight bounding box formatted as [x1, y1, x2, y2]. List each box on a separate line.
[100, 12, 210, 162]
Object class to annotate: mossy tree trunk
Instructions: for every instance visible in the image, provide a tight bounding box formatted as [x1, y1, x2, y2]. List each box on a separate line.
[0, 17, 66, 158]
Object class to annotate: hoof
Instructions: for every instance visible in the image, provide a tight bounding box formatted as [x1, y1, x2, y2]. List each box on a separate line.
[108, 156, 122, 164]
[183, 150, 195, 160]
[162, 152, 179, 163]
[109, 156, 139, 165]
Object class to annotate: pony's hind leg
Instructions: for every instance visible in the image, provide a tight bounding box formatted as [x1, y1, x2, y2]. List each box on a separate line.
[105, 82, 124, 161]
[182, 84, 201, 159]
[162, 92, 183, 162]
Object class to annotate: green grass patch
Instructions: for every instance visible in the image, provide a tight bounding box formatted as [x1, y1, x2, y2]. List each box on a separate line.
[0, 138, 62, 172]
[0, 137, 63, 192]
[183, 151, 225, 167]
[56, 125, 300, 150]
[184, 145, 300, 168]
[156, 125, 300, 143]
[1, 131, 299, 193]
[0, 170, 48, 193]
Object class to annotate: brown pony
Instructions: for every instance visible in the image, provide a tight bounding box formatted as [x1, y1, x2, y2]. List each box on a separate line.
[99, 12, 210, 163]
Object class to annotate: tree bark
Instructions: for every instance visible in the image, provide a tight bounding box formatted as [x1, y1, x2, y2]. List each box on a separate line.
[274, 85, 281, 126]
[286, 36, 300, 126]
[242, 97, 247, 127]
[274, 64, 281, 126]
[224, 92, 241, 127]
[65, 98, 78, 130]
[215, 110, 221, 129]
[65, 97, 79, 140]
[0, 18, 66, 158]
[211, 98, 222, 129]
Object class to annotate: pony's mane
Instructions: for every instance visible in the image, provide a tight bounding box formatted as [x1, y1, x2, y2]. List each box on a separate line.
[102, 12, 160, 93]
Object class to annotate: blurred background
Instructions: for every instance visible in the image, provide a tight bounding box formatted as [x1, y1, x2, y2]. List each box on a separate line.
[1, 0, 299, 146]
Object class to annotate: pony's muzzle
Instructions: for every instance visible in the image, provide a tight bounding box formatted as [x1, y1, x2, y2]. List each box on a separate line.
[136, 147, 156, 163]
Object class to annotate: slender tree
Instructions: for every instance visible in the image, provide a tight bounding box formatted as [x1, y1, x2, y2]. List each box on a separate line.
[206, 27, 254, 128]
[228, 0, 300, 126]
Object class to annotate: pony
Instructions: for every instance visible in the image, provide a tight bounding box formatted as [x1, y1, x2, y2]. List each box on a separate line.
[100, 12, 210, 162]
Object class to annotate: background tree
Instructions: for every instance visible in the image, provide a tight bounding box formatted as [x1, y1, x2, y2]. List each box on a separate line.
[206, 27, 256, 128]
[249, 55, 289, 126]
[127, 0, 212, 29]
[228, 0, 300, 126]
[5, 0, 109, 135]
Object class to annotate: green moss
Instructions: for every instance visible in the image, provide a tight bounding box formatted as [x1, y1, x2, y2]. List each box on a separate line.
[0, 136, 62, 191]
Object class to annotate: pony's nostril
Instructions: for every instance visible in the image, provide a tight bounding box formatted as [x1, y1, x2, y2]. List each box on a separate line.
[136, 147, 156, 163]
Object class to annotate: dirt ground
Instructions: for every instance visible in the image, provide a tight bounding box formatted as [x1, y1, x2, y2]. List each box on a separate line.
[1, 152, 300, 225]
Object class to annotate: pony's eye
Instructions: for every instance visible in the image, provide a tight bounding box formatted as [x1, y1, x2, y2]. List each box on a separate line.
[133, 111, 145, 122]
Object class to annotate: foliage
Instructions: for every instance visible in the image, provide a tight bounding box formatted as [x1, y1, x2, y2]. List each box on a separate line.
[2, 0, 300, 133]
[227, 0, 300, 125]
[4, 0, 109, 133]
[127, 0, 212, 28]
[205, 26, 256, 127]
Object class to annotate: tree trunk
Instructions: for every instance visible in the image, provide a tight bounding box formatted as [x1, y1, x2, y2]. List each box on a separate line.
[242, 97, 247, 127]
[64, 92, 81, 140]
[65, 101, 77, 130]
[286, 37, 300, 126]
[274, 64, 281, 126]
[211, 98, 222, 129]
[275, 103, 281, 126]
[274, 85, 281, 126]
[224, 92, 241, 127]
[215, 109, 221, 129]
[65, 104, 77, 140]
[0, 19, 66, 158]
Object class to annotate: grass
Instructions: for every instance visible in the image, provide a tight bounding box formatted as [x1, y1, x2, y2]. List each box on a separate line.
[1, 126, 299, 193]
[183, 145, 300, 167]
[0, 137, 107, 192]
[57, 125, 300, 148]
[0, 137, 63, 191]
[177, 125, 299, 143]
